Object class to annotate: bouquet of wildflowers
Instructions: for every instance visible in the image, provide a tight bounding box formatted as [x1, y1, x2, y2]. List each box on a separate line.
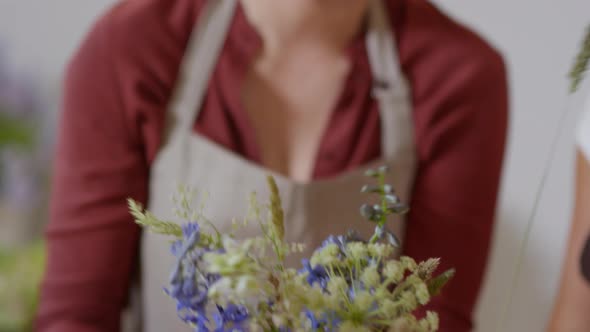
[129, 167, 454, 331]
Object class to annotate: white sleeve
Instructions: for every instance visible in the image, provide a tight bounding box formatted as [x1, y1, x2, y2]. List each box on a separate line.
[577, 95, 590, 161]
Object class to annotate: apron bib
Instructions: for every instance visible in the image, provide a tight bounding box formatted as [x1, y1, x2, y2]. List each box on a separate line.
[138, 0, 416, 330]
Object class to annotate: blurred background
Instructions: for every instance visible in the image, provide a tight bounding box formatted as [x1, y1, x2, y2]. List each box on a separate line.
[0, 0, 589, 331]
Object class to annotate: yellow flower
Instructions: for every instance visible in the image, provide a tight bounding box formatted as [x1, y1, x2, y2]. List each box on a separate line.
[327, 276, 348, 296]
[380, 299, 399, 318]
[367, 243, 394, 259]
[383, 261, 403, 283]
[346, 242, 369, 260]
[400, 256, 417, 272]
[419, 311, 439, 331]
[415, 280, 430, 305]
[353, 290, 374, 313]
[310, 243, 341, 267]
[361, 265, 381, 288]
[339, 321, 372, 332]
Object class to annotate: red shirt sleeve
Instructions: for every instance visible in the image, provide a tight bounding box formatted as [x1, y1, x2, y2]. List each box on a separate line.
[35, 10, 147, 332]
[401, 4, 509, 330]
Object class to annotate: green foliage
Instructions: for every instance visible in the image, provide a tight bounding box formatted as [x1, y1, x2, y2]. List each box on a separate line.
[0, 111, 35, 149]
[362, 166, 408, 246]
[0, 241, 45, 332]
[570, 24, 590, 93]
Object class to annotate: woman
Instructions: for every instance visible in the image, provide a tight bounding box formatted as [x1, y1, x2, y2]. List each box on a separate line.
[36, 0, 508, 331]
[548, 95, 590, 331]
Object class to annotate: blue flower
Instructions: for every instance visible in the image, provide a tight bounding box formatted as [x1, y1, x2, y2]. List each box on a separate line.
[306, 310, 321, 330]
[179, 309, 209, 332]
[319, 232, 363, 253]
[193, 315, 210, 332]
[167, 246, 211, 325]
[182, 222, 201, 240]
[166, 275, 208, 312]
[171, 240, 184, 257]
[300, 259, 329, 290]
[305, 310, 340, 332]
[320, 235, 348, 251]
[213, 304, 249, 332]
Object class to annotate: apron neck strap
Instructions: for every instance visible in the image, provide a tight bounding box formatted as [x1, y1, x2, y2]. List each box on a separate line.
[366, 0, 408, 98]
[165, 0, 238, 138]
[366, 0, 414, 161]
[165, 0, 412, 162]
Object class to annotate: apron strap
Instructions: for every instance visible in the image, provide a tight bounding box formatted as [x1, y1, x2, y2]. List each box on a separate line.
[366, 0, 414, 161]
[165, 0, 238, 140]
[165, 0, 413, 162]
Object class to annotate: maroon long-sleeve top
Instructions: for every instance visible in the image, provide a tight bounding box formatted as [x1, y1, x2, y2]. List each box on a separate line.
[36, 0, 508, 331]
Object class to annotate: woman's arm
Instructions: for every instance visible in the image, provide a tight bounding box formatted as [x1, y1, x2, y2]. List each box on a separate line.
[403, 44, 508, 331]
[547, 152, 590, 332]
[35, 12, 148, 332]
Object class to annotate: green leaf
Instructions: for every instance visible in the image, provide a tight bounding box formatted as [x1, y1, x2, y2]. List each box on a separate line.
[427, 268, 455, 297]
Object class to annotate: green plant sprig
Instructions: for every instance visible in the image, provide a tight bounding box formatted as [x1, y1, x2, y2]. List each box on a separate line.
[570, 24, 590, 93]
[361, 166, 409, 245]
[127, 199, 183, 237]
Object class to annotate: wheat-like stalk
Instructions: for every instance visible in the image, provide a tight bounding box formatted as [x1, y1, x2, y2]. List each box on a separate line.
[570, 24, 590, 93]
[266, 176, 284, 241]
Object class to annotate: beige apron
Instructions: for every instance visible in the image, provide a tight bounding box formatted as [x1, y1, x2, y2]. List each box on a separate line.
[139, 0, 416, 330]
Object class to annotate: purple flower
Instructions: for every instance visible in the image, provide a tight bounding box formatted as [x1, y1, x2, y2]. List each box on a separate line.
[213, 304, 249, 332]
[166, 224, 212, 325]
[300, 259, 329, 291]
[306, 310, 321, 330]
[171, 240, 183, 257]
[305, 310, 340, 332]
[193, 315, 210, 332]
[320, 235, 348, 251]
[182, 222, 201, 240]
[319, 231, 364, 253]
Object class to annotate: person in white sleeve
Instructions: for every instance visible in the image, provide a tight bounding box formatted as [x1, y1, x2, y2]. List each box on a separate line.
[549, 94, 590, 332]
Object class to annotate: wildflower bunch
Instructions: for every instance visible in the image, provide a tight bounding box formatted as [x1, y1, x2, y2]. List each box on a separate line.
[129, 167, 454, 331]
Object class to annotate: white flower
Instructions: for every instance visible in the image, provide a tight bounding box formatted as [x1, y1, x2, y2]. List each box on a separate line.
[248, 321, 264, 332]
[367, 243, 394, 259]
[419, 311, 439, 331]
[383, 261, 403, 283]
[352, 290, 374, 313]
[380, 299, 398, 318]
[203, 236, 263, 276]
[326, 276, 347, 296]
[271, 314, 286, 327]
[345, 242, 369, 261]
[400, 291, 418, 310]
[400, 256, 417, 272]
[339, 321, 372, 332]
[235, 275, 259, 295]
[415, 280, 430, 305]
[310, 243, 341, 267]
[361, 265, 381, 288]
[208, 277, 233, 304]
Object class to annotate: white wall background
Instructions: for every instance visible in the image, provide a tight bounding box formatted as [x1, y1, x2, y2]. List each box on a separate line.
[1, 1, 589, 331]
[429, 1, 590, 331]
[0, 0, 117, 136]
